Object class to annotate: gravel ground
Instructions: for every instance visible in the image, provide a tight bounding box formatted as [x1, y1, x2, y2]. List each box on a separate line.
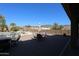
[19, 34, 34, 41]
[10, 35, 70, 56]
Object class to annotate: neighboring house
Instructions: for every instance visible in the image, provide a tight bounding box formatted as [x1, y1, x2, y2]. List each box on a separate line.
[31, 26, 50, 30]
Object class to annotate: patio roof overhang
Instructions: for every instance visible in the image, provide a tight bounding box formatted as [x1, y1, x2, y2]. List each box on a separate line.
[62, 3, 79, 22]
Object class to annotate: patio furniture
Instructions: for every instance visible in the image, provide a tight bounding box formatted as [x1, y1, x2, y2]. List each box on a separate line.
[35, 34, 45, 41]
[10, 32, 21, 46]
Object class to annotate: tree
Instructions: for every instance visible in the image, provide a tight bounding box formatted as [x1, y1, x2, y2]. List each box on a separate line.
[10, 23, 19, 32]
[25, 25, 31, 28]
[51, 23, 63, 30]
[0, 16, 7, 32]
[51, 23, 59, 30]
[10, 23, 16, 27]
[10, 23, 16, 32]
[59, 25, 64, 30]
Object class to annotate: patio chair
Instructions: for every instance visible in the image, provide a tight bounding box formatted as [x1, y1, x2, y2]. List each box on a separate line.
[36, 34, 45, 41]
[10, 32, 21, 46]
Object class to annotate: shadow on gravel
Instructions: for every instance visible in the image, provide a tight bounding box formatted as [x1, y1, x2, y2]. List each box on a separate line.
[9, 35, 71, 56]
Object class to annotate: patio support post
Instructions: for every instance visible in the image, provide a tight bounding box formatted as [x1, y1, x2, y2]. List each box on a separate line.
[71, 20, 78, 48]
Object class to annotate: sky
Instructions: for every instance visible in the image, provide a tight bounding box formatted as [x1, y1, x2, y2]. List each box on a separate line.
[0, 3, 70, 26]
